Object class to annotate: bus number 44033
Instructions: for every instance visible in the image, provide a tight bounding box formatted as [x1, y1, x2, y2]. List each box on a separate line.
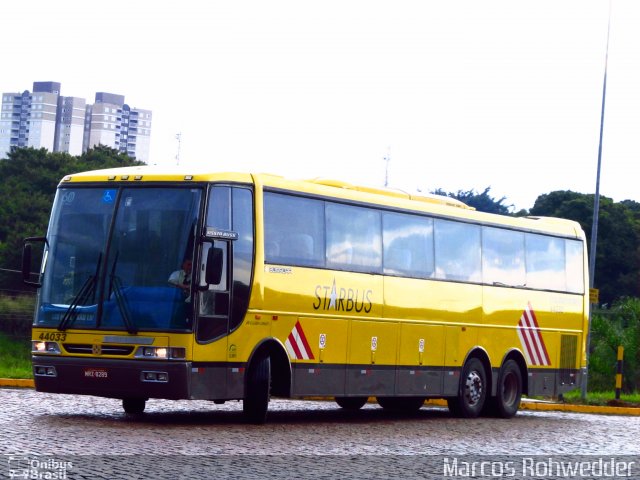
[38, 332, 67, 342]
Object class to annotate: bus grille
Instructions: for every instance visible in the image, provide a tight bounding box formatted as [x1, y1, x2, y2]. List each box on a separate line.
[63, 344, 135, 356]
[559, 335, 578, 385]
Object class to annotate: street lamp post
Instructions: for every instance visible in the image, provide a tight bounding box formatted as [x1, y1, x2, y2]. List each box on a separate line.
[582, 1, 611, 399]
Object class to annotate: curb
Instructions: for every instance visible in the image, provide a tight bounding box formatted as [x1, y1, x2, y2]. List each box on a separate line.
[519, 399, 640, 416]
[2, 379, 638, 416]
[0, 378, 34, 388]
[423, 398, 640, 416]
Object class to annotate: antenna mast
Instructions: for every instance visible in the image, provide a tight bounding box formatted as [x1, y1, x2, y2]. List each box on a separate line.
[383, 147, 391, 187]
[175, 133, 182, 165]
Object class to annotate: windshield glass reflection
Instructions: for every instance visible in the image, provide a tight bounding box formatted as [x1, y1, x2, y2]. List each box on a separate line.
[36, 186, 202, 331]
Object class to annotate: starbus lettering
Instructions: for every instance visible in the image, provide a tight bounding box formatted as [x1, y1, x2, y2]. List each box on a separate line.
[313, 279, 373, 313]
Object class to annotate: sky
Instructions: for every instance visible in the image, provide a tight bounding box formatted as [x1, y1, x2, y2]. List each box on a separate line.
[3, 0, 639, 211]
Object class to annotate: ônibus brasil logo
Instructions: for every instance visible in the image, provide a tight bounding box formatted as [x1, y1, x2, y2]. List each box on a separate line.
[313, 279, 373, 313]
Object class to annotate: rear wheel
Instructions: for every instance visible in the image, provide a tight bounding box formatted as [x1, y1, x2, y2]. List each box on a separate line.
[448, 357, 487, 418]
[243, 354, 271, 424]
[493, 359, 522, 418]
[376, 396, 425, 412]
[122, 398, 146, 415]
[335, 396, 368, 410]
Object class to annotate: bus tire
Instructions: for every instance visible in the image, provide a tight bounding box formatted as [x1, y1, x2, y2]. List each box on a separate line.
[493, 359, 522, 418]
[122, 398, 146, 415]
[335, 396, 368, 410]
[376, 396, 425, 412]
[448, 357, 487, 418]
[243, 353, 271, 424]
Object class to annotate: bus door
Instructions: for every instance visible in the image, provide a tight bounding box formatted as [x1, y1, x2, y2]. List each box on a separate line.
[191, 185, 254, 400]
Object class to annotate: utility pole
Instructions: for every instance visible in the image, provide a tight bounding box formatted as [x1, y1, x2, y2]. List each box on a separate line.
[582, 0, 611, 399]
[175, 133, 182, 165]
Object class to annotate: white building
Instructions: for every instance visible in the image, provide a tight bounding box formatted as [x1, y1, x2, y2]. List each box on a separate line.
[1, 82, 152, 162]
[83, 92, 152, 162]
[1, 82, 61, 158]
[55, 95, 86, 156]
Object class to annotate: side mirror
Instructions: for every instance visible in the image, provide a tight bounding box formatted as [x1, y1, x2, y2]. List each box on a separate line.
[205, 247, 224, 285]
[22, 236, 47, 288]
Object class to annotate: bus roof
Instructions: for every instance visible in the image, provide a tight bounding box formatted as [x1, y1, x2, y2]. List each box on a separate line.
[60, 166, 584, 239]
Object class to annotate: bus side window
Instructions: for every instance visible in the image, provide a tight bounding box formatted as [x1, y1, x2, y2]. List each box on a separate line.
[197, 241, 229, 342]
[281, 234, 314, 260]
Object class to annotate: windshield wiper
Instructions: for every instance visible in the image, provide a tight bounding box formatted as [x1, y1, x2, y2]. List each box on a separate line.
[110, 275, 138, 334]
[58, 252, 102, 331]
[107, 252, 137, 334]
[58, 275, 96, 331]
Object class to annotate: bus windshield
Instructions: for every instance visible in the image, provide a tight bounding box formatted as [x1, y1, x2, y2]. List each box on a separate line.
[36, 186, 202, 331]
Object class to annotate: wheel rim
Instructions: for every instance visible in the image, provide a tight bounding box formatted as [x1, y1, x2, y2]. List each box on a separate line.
[464, 370, 483, 406]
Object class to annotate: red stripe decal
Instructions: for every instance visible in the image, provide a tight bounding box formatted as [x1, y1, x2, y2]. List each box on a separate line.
[295, 321, 315, 360]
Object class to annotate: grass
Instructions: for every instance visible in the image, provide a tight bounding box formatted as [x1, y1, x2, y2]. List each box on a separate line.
[560, 389, 640, 408]
[0, 332, 32, 379]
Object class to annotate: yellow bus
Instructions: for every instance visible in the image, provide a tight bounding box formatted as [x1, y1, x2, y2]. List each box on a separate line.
[23, 167, 589, 423]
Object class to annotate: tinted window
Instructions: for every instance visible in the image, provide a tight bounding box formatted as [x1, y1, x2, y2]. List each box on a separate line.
[264, 193, 324, 267]
[482, 227, 526, 286]
[230, 188, 254, 331]
[526, 233, 565, 291]
[326, 203, 382, 273]
[434, 219, 481, 282]
[206, 187, 231, 230]
[565, 239, 584, 294]
[383, 212, 434, 278]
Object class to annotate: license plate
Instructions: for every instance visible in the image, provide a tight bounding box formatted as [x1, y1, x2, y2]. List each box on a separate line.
[84, 368, 108, 379]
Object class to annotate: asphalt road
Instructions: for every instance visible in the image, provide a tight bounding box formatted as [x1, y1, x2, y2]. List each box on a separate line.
[1, 388, 639, 479]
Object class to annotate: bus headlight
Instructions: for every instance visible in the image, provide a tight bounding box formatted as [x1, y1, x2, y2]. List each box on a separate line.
[135, 346, 186, 360]
[32, 341, 61, 354]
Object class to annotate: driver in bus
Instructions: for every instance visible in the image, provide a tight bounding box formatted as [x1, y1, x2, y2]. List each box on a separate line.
[168, 258, 192, 302]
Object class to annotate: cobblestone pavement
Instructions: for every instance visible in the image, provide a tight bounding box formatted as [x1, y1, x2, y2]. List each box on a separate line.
[1, 388, 639, 479]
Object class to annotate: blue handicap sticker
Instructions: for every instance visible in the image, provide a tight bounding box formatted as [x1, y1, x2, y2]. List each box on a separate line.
[102, 190, 116, 203]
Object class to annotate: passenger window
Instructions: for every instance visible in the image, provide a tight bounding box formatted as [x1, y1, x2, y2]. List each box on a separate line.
[482, 227, 525, 286]
[326, 203, 381, 273]
[264, 193, 324, 267]
[383, 212, 434, 278]
[434, 219, 481, 282]
[565, 239, 584, 294]
[526, 233, 565, 291]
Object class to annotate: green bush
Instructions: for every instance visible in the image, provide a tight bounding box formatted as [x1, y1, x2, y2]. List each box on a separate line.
[589, 298, 640, 392]
[0, 293, 35, 338]
[0, 332, 32, 378]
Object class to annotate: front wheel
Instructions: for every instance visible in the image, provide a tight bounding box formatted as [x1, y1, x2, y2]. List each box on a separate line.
[448, 358, 487, 418]
[122, 398, 146, 415]
[243, 354, 271, 424]
[335, 396, 368, 410]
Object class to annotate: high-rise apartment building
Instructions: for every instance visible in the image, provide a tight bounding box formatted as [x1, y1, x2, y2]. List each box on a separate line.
[0, 82, 151, 162]
[1, 82, 61, 158]
[55, 95, 86, 156]
[83, 92, 152, 161]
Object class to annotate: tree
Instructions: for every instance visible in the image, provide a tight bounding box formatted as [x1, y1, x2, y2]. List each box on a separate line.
[0, 147, 142, 288]
[530, 191, 640, 304]
[431, 187, 513, 215]
[590, 298, 640, 392]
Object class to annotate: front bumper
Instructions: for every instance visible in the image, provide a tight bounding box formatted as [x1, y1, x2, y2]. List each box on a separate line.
[32, 355, 191, 400]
